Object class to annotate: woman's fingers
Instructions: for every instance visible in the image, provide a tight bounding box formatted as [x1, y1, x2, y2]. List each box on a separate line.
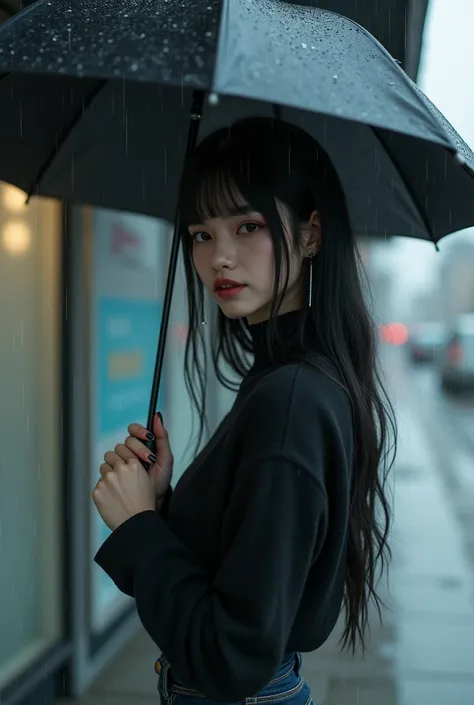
[100, 428, 156, 481]
[99, 462, 113, 478]
[124, 436, 157, 464]
[128, 422, 155, 442]
[126, 415, 173, 472]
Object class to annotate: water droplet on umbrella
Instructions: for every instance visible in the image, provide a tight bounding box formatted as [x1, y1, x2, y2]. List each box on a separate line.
[388, 80, 395, 87]
[301, 42, 307, 49]
[333, 74, 338, 83]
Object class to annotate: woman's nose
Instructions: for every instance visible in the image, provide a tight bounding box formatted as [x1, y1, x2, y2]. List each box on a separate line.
[211, 241, 236, 271]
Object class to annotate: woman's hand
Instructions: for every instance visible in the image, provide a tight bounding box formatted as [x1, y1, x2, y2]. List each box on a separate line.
[99, 412, 174, 502]
[92, 459, 155, 531]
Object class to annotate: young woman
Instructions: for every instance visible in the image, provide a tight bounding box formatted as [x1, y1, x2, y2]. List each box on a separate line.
[92, 117, 396, 705]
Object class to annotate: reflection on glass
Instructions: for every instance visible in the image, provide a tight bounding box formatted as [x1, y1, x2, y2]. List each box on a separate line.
[0, 187, 62, 688]
[2, 220, 32, 256]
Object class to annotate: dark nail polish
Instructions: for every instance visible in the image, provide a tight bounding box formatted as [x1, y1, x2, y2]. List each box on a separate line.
[148, 453, 157, 464]
[158, 412, 163, 424]
[146, 432, 155, 441]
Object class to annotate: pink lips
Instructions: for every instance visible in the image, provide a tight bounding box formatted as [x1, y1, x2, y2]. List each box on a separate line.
[216, 285, 246, 299]
[214, 278, 246, 299]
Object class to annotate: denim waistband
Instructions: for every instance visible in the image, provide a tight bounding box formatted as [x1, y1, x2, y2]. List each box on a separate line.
[155, 651, 303, 700]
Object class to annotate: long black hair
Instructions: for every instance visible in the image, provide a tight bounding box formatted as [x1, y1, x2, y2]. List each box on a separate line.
[177, 117, 397, 654]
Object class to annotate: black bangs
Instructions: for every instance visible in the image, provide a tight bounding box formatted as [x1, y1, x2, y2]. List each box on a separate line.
[180, 161, 251, 226]
[177, 123, 300, 229]
[177, 117, 336, 235]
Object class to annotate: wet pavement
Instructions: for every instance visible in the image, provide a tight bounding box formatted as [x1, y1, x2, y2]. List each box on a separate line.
[58, 347, 474, 705]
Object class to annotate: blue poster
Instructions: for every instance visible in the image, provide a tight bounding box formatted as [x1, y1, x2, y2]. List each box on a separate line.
[95, 296, 165, 435]
[91, 295, 165, 629]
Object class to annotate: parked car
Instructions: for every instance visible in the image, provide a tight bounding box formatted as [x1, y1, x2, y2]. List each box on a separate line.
[407, 322, 447, 364]
[438, 314, 474, 393]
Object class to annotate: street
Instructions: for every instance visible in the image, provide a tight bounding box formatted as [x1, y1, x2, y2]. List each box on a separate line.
[65, 346, 474, 705]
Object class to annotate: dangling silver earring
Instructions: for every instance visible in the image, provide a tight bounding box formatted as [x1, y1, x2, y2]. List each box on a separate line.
[308, 253, 314, 308]
[201, 290, 207, 325]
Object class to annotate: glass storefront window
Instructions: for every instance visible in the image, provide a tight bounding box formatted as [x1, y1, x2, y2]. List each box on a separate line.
[87, 208, 170, 632]
[0, 185, 62, 688]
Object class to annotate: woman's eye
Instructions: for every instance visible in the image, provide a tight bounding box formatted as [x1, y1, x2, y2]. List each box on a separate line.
[192, 231, 210, 243]
[238, 222, 262, 234]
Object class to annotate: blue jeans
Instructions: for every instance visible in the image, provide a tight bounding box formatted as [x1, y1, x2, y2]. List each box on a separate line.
[155, 652, 315, 705]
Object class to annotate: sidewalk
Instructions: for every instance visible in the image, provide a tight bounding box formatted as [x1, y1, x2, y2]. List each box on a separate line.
[59, 373, 474, 705]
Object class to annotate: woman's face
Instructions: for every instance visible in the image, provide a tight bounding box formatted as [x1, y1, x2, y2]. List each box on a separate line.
[188, 201, 319, 325]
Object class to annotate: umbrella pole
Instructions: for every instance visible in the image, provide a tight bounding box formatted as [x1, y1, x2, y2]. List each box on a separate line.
[144, 90, 205, 442]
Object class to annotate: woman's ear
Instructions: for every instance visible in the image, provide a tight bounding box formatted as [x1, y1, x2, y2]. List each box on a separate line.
[303, 210, 322, 256]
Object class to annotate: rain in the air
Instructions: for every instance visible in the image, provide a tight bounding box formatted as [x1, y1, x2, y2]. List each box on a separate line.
[0, 2, 474, 705]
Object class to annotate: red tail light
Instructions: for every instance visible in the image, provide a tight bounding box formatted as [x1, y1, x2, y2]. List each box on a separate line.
[448, 343, 464, 365]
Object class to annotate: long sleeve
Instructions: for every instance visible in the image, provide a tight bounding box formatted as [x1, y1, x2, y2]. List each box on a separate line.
[94, 458, 327, 701]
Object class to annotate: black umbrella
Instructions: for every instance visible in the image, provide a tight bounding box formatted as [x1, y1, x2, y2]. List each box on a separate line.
[1, 0, 474, 436]
[286, 0, 429, 78]
[7, 1, 430, 76]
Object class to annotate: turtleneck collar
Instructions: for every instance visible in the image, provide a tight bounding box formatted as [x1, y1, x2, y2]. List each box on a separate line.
[248, 309, 320, 374]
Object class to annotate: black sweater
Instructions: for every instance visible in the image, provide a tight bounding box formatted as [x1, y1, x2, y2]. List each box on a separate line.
[95, 310, 354, 701]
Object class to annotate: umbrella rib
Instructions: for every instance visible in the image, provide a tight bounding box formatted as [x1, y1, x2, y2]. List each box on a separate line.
[26, 78, 108, 202]
[372, 126, 440, 251]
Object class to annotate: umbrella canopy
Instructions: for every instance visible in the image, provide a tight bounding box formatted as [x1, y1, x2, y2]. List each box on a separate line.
[0, 0, 472, 245]
[8, 1, 430, 78]
[287, 1, 429, 79]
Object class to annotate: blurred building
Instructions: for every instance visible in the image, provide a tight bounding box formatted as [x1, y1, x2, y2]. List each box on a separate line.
[439, 237, 474, 323]
[358, 238, 399, 326]
[408, 287, 444, 325]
